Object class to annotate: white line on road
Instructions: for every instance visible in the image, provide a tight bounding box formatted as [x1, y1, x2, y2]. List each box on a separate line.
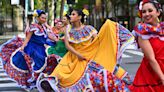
[0, 69, 5, 72]
[0, 90, 26, 92]
[0, 77, 15, 81]
[0, 72, 8, 76]
[122, 54, 131, 58]
[0, 83, 19, 88]
[126, 50, 143, 56]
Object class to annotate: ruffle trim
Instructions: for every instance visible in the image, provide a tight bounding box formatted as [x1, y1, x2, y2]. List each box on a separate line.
[37, 61, 131, 92]
[10, 48, 29, 73]
[10, 47, 48, 73]
[60, 60, 94, 88]
[134, 22, 164, 36]
[29, 24, 47, 37]
[67, 25, 97, 44]
[116, 23, 135, 64]
[37, 61, 94, 92]
[133, 30, 164, 41]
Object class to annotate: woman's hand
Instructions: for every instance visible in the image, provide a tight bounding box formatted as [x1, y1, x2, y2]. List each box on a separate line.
[45, 22, 52, 30]
[20, 46, 25, 51]
[77, 54, 86, 61]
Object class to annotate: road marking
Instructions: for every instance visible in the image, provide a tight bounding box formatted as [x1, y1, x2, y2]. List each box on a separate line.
[0, 72, 8, 76]
[0, 77, 15, 81]
[0, 69, 5, 72]
[126, 50, 143, 56]
[122, 54, 131, 58]
[0, 83, 19, 88]
[0, 91, 26, 92]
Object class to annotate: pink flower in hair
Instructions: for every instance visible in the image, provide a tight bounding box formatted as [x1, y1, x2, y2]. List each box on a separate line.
[54, 18, 61, 24]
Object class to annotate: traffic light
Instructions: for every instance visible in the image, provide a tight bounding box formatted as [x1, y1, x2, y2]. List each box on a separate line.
[67, 0, 75, 4]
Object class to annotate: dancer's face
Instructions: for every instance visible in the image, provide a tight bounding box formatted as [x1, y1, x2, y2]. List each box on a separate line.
[142, 3, 160, 25]
[70, 10, 81, 23]
[38, 14, 47, 24]
[62, 16, 69, 25]
[56, 22, 63, 29]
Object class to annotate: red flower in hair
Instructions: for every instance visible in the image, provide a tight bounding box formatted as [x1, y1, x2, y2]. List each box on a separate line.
[142, 0, 149, 4]
[138, 0, 150, 18]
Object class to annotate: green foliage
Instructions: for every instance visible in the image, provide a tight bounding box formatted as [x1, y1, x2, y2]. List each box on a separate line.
[73, 0, 89, 9]
[0, 0, 12, 16]
[34, 0, 45, 10]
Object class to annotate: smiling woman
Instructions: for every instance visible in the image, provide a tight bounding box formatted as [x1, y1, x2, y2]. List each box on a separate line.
[141, 1, 161, 25]
[130, 0, 164, 92]
[0, 9, 58, 89]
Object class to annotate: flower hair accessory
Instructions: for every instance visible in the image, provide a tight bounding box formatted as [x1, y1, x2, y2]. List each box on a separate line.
[138, 0, 162, 18]
[54, 18, 61, 24]
[33, 9, 44, 17]
[63, 11, 67, 16]
[138, 1, 143, 18]
[82, 9, 89, 16]
[33, 10, 38, 17]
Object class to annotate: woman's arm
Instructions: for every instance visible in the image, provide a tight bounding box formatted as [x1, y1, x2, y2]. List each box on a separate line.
[21, 31, 33, 51]
[138, 37, 164, 84]
[45, 24, 59, 42]
[24, 19, 30, 32]
[47, 32, 59, 42]
[44, 22, 52, 30]
[64, 31, 86, 61]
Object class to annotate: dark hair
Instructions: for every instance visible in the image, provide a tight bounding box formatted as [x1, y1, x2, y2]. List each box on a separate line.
[65, 14, 70, 20]
[144, 0, 162, 11]
[38, 11, 46, 17]
[143, 0, 163, 17]
[72, 9, 85, 23]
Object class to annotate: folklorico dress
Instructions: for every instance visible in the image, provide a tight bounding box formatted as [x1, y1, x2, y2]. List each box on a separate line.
[37, 19, 134, 92]
[130, 22, 164, 92]
[0, 23, 58, 89]
[46, 25, 70, 57]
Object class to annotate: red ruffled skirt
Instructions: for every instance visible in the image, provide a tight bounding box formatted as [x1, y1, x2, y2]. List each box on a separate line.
[130, 38, 164, 92]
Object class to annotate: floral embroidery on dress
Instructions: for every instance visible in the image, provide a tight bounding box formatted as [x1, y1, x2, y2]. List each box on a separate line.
[134, 22, 164, 36]
[29, 24, 47, 37]
[117, 23, 134, 64]
[67, 25, 97, 43]
[38, 61, 131, 92]
[133, 22, 164, 41]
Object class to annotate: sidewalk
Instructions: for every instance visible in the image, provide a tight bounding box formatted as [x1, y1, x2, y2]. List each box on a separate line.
[0, 32, 25, 44]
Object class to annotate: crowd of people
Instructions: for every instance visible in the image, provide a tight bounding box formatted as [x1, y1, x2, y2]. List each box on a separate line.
[0, 0, 163, 92]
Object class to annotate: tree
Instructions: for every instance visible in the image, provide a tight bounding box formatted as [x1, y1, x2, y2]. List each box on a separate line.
[60, 0, 65, 19]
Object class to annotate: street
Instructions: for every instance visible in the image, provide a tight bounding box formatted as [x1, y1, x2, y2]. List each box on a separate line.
[0, 46, 143, 92]
[122, 49, 142, 79]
